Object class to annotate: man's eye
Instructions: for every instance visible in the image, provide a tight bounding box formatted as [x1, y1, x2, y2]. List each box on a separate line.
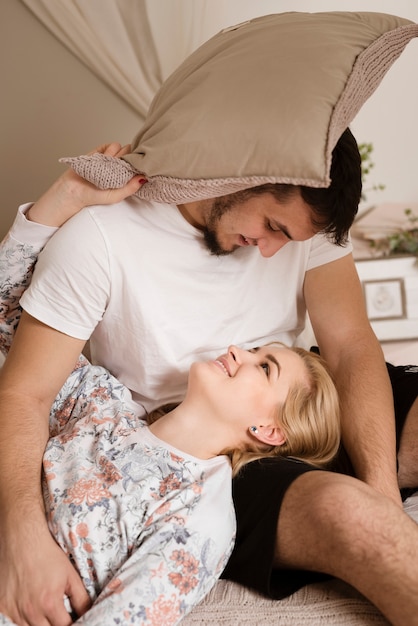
[267, 223, 280, 232]
[261, 362, 270, 376]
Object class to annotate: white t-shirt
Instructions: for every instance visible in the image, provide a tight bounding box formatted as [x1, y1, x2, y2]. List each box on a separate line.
[20, 198, 352, 412]
[44, 362, 234, 626]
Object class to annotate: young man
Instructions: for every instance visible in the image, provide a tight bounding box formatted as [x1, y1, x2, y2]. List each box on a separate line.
[0, 212, 343, 625]
[0, 135, 418, 626]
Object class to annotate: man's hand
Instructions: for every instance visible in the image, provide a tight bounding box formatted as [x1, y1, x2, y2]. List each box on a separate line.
[0, 315, 90, 625]
[0, 527, 91, 626]
[27, 142, 147, 228]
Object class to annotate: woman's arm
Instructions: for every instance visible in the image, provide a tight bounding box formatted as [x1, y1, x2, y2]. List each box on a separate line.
[0, 142, 144, 359]
[26, 142, 144, 228]
[0, 211, 56, 357]
[0, 232, 38, 358]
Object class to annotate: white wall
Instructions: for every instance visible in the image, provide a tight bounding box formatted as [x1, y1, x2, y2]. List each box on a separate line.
[1, 0, 417, 240]
[0, 0, 143, 239]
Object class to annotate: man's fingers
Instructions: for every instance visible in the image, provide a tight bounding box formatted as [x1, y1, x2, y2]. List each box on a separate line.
[64, 573, 92, 620]
[4, 598, 71, 626]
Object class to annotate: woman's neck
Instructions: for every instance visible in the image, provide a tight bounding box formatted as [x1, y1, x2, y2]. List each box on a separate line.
[148, 404, 228, 460]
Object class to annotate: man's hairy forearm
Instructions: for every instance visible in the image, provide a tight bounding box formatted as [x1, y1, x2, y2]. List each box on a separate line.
[0, 391, 50, 528]
[331, 337, 400, 503]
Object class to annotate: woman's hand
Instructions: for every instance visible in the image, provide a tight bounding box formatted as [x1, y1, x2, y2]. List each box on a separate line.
[26, 143, 146, 228]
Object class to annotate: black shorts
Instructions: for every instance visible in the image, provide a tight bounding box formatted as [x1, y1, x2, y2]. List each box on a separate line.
[222, 362, 418, 599]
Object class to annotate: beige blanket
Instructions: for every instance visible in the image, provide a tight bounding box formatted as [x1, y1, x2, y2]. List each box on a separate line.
[183, 492, 418, 625]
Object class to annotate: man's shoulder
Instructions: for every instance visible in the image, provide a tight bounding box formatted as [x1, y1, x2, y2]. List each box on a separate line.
[85, 196, 145, 220]
[307, 233, 352, 268]
[82, 197, 175, 227]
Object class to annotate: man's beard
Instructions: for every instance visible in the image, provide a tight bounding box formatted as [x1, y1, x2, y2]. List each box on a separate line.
[201, 196, 237, 256]
[202, 226, 232, 256]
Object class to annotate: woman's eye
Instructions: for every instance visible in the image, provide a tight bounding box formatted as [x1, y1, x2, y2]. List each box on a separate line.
[261, 362, 270, 376]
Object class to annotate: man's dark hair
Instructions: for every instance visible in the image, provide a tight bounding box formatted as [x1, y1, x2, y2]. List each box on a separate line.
[234, 127, 362, 246]
[299, 127, 362, 245]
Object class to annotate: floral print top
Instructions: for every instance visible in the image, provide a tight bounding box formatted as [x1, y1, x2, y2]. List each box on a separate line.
[0, 207, 235, 626]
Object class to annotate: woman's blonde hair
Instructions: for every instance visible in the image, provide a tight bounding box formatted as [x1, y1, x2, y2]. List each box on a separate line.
[227, 346, 341, 475]
[147, 345, 341, 476]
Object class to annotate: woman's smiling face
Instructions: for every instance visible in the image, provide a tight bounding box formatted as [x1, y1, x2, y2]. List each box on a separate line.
[188, 344, 310, 426]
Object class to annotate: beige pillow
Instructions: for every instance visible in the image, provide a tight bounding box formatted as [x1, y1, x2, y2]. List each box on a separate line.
[62, 11, 418, 203]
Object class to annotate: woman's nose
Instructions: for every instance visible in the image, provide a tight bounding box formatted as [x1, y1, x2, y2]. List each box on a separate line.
[228, 345, 253, 364]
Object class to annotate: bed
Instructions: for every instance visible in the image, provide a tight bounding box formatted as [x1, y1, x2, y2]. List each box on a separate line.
[182, 493, 418, 625]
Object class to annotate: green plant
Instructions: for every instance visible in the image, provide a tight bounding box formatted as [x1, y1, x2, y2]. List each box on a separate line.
[358, 142, 385, 201]
[358, 142, 418, 256]
[369, 208, 418, 255]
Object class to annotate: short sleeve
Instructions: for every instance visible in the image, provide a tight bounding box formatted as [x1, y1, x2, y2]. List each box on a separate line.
[20, 208, 111, 340]
[306, 233, 353, 271]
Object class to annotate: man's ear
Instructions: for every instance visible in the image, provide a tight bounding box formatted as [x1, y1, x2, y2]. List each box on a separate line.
[251, 425, 286, 447]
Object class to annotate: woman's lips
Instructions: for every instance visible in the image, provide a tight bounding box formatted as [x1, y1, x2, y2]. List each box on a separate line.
[213, 358, 231, 376]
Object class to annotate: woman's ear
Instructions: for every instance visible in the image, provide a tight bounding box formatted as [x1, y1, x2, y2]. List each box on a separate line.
[249, 425, 286, 447]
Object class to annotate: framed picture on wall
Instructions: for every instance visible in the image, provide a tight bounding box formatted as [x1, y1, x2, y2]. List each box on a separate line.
[354, 248, 418, 343]
[363, 278, 406, 321]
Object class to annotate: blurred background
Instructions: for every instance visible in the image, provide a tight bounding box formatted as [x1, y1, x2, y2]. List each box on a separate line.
[1, 0, 417, 239]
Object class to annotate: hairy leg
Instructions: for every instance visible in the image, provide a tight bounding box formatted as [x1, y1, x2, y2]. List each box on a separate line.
[398, 396, 418, 489]
[274, 470, 418, 626]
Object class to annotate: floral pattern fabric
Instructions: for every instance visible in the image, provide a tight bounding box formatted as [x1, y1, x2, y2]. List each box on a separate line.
[0, 216, 235, 626]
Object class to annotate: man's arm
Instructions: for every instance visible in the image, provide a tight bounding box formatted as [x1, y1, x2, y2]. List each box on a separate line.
[0, 314, 90, 625]
[305, 253, 401, 506]
[0, 143, 145, 625]
[0, 223, 88, 625]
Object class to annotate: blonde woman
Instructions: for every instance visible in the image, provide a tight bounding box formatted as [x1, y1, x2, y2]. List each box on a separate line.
[0, 192, 340, 626]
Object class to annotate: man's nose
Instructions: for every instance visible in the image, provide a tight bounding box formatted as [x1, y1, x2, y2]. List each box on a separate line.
[256, 237, 288, 258]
